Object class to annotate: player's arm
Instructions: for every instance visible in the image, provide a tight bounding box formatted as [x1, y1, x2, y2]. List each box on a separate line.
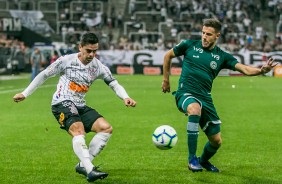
[235, 57, 277, 76]
[107, 80, 136, 107]
[13, 70, 49, 102]
[103, 67, 136, 107]
[13, 59, 63, 103]
[162, 49, 175, 93]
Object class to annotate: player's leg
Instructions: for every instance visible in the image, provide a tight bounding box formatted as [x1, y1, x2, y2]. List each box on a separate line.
[71, 121, 108, 182]
[78, 107, 112, 161]
[177, 95, 203, 172]
[76, 106, 110, 181]
[69, 122, 95, 175]
[199, 125, 221, 172]
[202, 125, 222, 161]
[199, 104, 222, 172]
[52, 101, 99, 181]
[89, 117, 112, 159]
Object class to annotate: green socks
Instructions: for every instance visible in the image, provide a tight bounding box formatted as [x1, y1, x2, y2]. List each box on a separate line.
[187, 115, 200, 161]
[200, 141, 219, 163]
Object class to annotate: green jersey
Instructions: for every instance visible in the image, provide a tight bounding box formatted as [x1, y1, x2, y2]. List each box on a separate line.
[173, 40, 238, 100]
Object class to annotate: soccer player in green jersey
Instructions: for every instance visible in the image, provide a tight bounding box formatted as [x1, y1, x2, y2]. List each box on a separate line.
[162, 18, 277, 172]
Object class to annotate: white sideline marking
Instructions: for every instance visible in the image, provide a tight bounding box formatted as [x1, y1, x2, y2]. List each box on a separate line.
[0, 84, 56, 94]
[0, 75, 29, 80]
[0, 86, 14, 90]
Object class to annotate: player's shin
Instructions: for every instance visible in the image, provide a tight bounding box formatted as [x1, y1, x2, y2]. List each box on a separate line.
[187, 115, 200, 161]
[72, 135, 93, 174]
[200, 141, 219, 162]
[89, 132, 112, 160]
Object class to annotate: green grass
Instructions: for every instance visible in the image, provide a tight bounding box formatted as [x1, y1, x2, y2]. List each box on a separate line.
[1, 74, 282, 184]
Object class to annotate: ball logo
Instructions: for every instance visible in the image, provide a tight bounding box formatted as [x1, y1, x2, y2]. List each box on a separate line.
[210, 61, 217, 70]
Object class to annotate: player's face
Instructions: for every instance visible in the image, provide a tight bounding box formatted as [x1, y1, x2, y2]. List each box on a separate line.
[78, 43, 99, 64]
[201, 26, 220, 50]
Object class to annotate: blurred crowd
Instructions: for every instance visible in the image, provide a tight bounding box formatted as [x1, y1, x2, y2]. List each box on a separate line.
[79, 0, 281, 53]
[0, 34, 31, 73]
[1, 0, 282, 74]
[8, 0, 279, 53]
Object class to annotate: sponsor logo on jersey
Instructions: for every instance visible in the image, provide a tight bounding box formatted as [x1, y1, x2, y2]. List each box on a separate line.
[69, 81, 89, 92]
[211, 53, 220, 60]
[210, 61, 217, 69]
[88, 67, 97, 77]
[193, 46, 203, 53]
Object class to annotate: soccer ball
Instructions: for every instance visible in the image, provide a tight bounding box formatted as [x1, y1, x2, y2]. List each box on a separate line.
[152, 125, 178, 150]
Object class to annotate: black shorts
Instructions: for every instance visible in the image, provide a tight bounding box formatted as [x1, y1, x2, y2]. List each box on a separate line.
[51, 100, 103, 133]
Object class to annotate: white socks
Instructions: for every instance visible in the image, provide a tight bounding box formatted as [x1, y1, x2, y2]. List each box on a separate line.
[89, 132, 112, 159]
[79, 132, 111, 167]
[72, 135, 93, 174]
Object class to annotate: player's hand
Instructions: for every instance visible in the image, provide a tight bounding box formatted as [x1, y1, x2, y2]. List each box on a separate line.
[261, 57, 278, 74]
[124, 98, 136, 107]
[13, 93, 26, 103]
[162, 80, 170, 93]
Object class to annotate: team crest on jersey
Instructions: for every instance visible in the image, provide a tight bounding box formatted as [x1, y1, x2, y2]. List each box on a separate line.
[210, 61, 217, 69]
[88, 68, 97, 76]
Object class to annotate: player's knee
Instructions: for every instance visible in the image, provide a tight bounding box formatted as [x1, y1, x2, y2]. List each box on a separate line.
[69, 122, 86, 136]
[211, 137, 222, 148]
[187, 103, 201, 115]
[99, 121, 112, 133]
[103, 125, 113, 134]
[92, 118, 113, 133]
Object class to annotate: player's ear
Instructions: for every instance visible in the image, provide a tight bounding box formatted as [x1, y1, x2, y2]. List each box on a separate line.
[78, 44, 83, 51]
[216, 32, 221, 39]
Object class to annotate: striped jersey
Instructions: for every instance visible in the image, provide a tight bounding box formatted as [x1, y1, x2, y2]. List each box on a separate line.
[22, 53, 116, 107]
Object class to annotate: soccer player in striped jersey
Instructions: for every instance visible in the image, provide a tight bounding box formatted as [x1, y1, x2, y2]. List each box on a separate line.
[13, 32, 137, 182]
[162, 18, 276, 173]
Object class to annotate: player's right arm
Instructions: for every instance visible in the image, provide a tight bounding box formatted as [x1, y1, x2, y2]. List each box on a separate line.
[162, 49, 175, 93]
[13, 70, 50, 102]
[13, 58, 64, 103]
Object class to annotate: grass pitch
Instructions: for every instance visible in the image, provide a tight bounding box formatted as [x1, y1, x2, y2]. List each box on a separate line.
[0, 74, 282, 184]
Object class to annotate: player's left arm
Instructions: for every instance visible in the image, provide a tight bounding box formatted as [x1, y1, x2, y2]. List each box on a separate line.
[102, 66, 136, 107]
[108, 80, 136, 107]
[235, 57, 277, 76]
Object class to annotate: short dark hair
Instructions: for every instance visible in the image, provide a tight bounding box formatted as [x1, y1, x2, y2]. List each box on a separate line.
[203, 18, 222, 33]
[80, 32, 99, 46]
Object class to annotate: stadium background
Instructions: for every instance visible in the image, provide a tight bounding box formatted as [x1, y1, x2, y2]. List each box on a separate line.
[0, 0, 281, 76]
[1, 1, 282, 183]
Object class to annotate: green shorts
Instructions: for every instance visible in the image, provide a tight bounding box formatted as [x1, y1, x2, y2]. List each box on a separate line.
[175, 93, 221, 136]
[51, 100, 103, 133]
